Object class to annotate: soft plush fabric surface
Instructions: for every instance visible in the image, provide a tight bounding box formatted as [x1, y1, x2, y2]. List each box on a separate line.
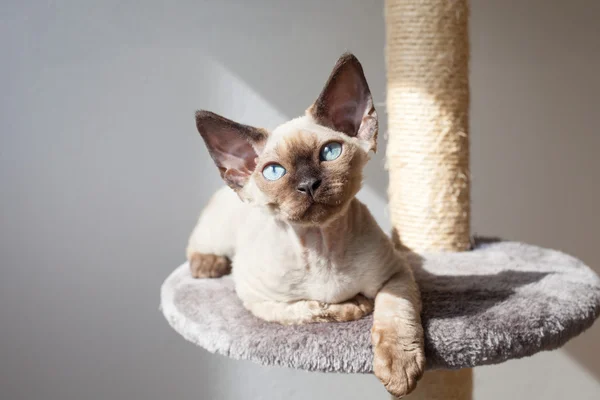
[160, 239, 600, 372]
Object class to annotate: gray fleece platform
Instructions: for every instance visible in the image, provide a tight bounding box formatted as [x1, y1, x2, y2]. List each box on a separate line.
[160, 239, 600, 372]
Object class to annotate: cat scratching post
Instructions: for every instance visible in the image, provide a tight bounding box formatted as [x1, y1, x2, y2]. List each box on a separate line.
[385, 0, 472, 398]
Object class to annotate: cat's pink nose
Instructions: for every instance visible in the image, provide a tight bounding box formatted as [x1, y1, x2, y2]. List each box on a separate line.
[297, 178, 322, 198]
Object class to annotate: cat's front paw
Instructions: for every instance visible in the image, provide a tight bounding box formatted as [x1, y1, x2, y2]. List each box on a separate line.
[372, 322, 425, 398]
[308, 294, 374, 323]
[331, 294, 375, 321]
[189, 253, 231, 278]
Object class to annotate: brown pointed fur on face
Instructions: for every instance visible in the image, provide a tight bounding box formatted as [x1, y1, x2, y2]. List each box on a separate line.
[196, 53, 376, 226]
[253, 127, 368, 225]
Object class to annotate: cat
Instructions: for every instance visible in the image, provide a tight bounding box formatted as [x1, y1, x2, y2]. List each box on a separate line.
[187, 53, 425, 397]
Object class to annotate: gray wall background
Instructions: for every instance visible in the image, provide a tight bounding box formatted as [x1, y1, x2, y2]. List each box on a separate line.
[1, 1, 599, 399]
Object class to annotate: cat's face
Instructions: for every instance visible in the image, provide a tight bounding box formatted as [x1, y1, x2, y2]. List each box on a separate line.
[249, 117, 369, 224]
[196, 53, 378, 226]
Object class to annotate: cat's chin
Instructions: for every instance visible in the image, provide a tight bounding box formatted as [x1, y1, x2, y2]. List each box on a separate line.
[279, 200, 351, 227]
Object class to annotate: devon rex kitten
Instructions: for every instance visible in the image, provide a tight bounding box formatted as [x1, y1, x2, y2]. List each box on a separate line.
[187, 53, 425, 397]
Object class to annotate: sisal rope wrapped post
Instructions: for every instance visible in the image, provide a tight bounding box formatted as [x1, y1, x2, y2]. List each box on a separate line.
[385, 0, 470, 252]
[385, 0, 472, 398]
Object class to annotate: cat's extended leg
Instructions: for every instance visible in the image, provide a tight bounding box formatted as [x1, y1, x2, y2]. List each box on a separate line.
[246, 294, 374, 325]
[186, 187, 243, 279]
[372, 269, 425, 398]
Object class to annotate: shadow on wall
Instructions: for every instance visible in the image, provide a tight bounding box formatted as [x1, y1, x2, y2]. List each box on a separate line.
[189, 0, 390, 200]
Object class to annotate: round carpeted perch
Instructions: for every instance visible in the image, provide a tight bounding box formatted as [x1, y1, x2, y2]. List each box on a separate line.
[161, 239, 600, 372]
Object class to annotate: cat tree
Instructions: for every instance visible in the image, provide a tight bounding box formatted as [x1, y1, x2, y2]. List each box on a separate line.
[160, 0, 600, 398]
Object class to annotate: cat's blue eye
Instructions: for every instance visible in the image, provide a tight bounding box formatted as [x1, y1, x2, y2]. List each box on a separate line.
[320, 142, 343, 161]
[262, 164, 286, 181]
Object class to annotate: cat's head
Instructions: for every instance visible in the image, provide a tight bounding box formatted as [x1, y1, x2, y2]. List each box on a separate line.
[196, 53, 377, 226]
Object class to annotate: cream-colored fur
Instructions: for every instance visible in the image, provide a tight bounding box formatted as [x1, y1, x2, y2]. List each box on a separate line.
[187, 117, 424, 397]
[188, 183, 399, 306]
[187, 53, 425, 397]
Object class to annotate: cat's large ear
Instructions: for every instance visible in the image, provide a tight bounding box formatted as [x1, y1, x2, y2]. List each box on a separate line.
[195, 110, 268, 190]
[307, 53, 378, 152]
